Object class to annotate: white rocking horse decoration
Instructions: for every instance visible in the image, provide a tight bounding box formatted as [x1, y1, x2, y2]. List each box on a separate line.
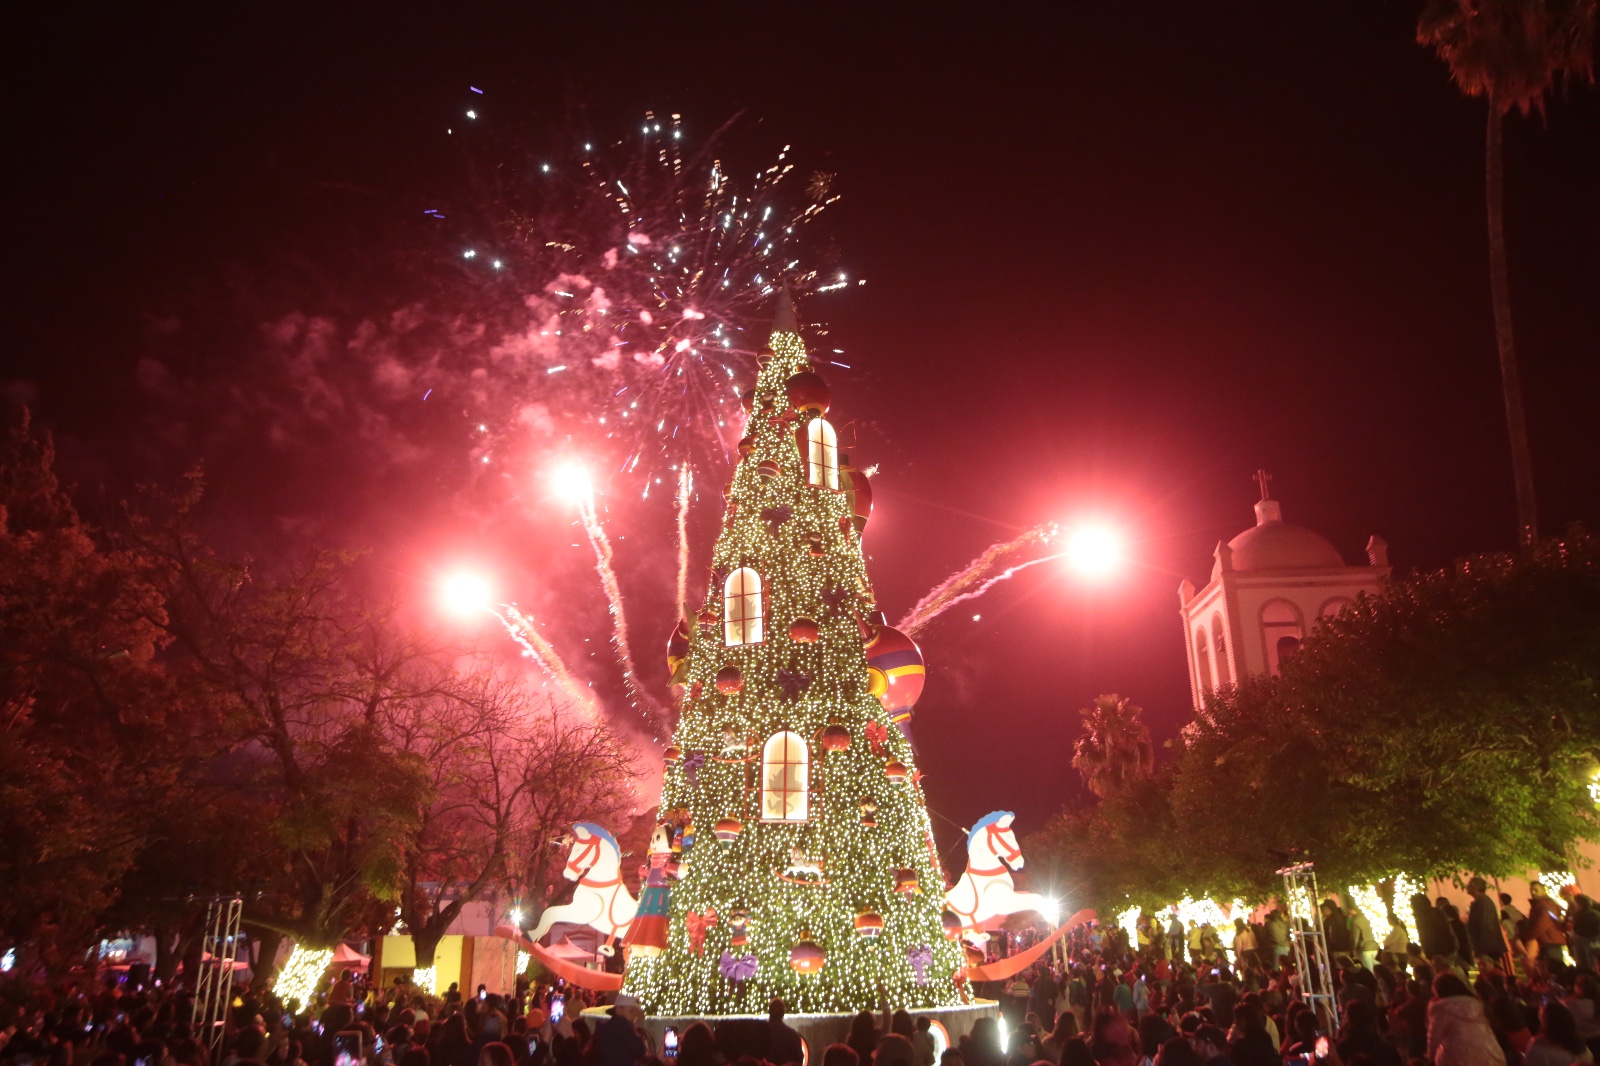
[528, 823, 639, 950]
[943, 811, 1059, 932]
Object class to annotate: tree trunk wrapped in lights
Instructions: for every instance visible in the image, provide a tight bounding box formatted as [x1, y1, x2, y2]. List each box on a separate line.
[622, 301, 962, 1015]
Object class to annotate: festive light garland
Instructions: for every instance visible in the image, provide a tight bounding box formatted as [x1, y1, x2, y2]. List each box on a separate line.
[1346, 884, 1389, 948]
[1116, 907, 1141, 947]
[1541, 871, 1576, 893]
[1392, 874, 1423, 946]
[276, 946, 334, 1010]
[413, 966, 439, 997]
[621, 324, 964, 1015]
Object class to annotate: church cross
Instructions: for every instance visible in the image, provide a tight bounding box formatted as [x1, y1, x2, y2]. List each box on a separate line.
[1254, 468, 1273, 500]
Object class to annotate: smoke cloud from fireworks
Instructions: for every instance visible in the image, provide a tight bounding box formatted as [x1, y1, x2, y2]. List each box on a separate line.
[897, 522, 1059, 638]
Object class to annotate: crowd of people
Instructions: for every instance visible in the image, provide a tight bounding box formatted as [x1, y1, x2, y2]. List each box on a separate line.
[4, 881, 1599, 1066]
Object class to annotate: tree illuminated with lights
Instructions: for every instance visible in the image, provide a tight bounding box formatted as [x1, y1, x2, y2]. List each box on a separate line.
[621, 302, 963, 1015]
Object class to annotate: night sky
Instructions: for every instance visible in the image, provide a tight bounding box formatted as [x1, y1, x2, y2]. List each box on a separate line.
[5, 3, 1598, 855]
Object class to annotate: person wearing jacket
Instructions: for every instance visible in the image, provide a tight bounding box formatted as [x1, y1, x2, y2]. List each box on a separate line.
[1414, 894, 1457, 964]
[1466, 879, 1507, 965]
[1426, 974, 1506, 1066]
[1348, 906, 1377, 973]
[1528, 883, 1568, 971]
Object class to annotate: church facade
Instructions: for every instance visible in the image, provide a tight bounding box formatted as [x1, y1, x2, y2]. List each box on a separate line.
[1178, 478, 1390, 712]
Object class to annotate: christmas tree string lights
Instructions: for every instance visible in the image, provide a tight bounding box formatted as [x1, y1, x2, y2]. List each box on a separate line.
[622, 298, 964, 1016]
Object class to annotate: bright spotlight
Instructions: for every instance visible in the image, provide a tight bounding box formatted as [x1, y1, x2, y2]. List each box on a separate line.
[1065, 524, 1122, 578]
[551, 463, 592, 504]
[441, 573, 493, 616]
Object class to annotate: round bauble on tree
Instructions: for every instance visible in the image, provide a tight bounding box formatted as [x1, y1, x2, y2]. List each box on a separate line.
[715, 666, 744, 695]
[788, 616, 820, 643]
[663, 746, 682, 765]
[790, 937, 826, 975]
[712, 817, 743, 846]
[942, 910, 963, 938]
[757, 459, 782, 483]
[697, 608, 718, 632]
[737, 434, 756, 456]
[894, 868, 920, 895]
[784, 370, 830, 415]
[819, 722, 850, 752]
[884, 760, 909, 788]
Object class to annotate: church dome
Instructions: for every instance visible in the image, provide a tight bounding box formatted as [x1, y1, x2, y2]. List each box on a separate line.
[1227, 498, 1344, 571]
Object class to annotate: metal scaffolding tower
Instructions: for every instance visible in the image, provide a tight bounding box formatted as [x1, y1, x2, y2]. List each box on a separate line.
[191, 895, 244, 1056]
[1278, 862, 1339, 1033]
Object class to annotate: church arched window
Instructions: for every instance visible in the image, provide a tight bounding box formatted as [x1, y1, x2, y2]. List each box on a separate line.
[761, 731, 809, 822]
[1319, 597, 1355, 620]
[1196, 627, 1215, 692]
[723, 567, 764, 646]
[1210, 612, 1231, 684]
[1261, 599, 1304, 675]
[805, 419, 840, 490]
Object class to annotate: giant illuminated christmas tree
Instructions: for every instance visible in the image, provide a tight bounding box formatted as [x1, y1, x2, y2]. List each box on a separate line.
[622, 296, 966, 1016]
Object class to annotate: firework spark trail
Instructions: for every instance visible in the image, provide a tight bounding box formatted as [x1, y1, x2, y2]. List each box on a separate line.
[496, 605, 594, 713]
[675, 465, 694, 618]
[897, 522, 1059, 638]
[578, 496, 667, 735]
[914, 554, 1065, 624]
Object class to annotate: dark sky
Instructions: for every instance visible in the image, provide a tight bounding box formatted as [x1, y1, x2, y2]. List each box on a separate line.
[4, 3, 1598, 863]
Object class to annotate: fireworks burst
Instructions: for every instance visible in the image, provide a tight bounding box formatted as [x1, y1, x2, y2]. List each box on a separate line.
[897, 522, 1059, 638]
[573, 487, 667, 736]
[443, 110, 851, 487]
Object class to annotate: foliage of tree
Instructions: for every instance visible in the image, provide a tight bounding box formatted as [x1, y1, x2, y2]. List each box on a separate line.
[1034, 531, 1600, 911]
[0, 418, 192, 968]
[390, 680, 636, 966]
[1417, 0, 1594, 545]
[0, 417, 640, 969]
[1071, 694, 1155, 799]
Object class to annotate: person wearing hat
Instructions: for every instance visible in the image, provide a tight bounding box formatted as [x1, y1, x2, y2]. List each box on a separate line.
[590, 995, 646, 1066]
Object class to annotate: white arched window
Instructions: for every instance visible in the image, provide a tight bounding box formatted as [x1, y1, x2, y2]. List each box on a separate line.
[1319, 597, 1355, 620]
[1211, 612, 1231, 684]
[723, 567, 764, 646]
[1261, 599, 1304, 675]
[761, 731, 809, 822]
[1196, 628, 1214, 692]
[805, 419, 840, 490]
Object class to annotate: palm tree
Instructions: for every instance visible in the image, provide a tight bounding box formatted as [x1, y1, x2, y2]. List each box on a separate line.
[1417, 0, 1594, 549]
[1071, 694, 1155, 798]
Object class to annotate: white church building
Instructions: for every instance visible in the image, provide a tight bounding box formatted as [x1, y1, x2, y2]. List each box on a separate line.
[1178, 475, 1389, 713]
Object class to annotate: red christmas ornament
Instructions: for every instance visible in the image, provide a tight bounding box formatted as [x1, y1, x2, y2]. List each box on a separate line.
[842, 459, 874, 534]
[712, 817, 743, 846]
[757, 459, 781, 483]
[819, 722, 850, 752]
[942, 910, 964, 938]
[784, 371, 830, 415]
[697, 609, 718, 631]
[663, 746, 682, 765]
[737, 434, 756, 456]
[715, 666, 744, 695]
[884, 759, 910, 788]
[788, 616, 820, 643]
[894, 868, 921, 895]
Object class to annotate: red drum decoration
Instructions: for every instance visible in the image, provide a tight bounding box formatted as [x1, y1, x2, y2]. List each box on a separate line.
[784, 371, 830, 415]
[819, 722, 850, 752]
[788, 616, 820, 643]
[790, 938, 826, 974]
[853, 912, 886, 939]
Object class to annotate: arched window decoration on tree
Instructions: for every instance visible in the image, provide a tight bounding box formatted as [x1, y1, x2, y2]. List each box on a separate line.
[805, 418, 840, 490]
[761, 731, 809, 822]
[1261, 599, 1304, 675]
[723, 567, 764, 646]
